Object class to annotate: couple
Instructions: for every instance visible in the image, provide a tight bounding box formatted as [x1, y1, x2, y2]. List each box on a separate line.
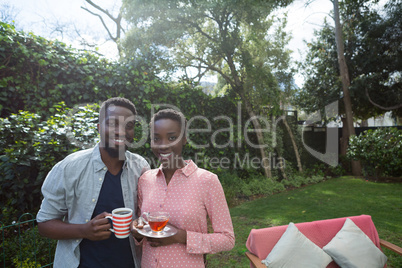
[36, 97, 235, 268]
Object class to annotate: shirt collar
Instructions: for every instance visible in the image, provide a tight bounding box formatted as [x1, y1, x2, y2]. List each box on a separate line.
[156, 159, 197, 178]
[92, 143, 128, 172]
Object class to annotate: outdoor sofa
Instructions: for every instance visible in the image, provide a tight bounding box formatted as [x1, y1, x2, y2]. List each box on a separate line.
[245, 215, 402, 268]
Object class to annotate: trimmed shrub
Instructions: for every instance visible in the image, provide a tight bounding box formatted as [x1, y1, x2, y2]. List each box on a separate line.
[347, 127, 402, 178]
[0, 103, 99, 221]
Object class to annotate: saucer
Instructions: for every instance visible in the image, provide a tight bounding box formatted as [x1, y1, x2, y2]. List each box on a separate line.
[137, 225, 177, 238]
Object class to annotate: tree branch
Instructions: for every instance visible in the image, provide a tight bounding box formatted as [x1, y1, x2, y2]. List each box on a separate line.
[177, 16, 219, 44]
[178, 46, 233, 86]
[84, 0, 116, 23]
[81, 6, 117, 42]
[191, 22, 219, 43]
[81, 0, 125, 57]
[365, 87, 402, 110]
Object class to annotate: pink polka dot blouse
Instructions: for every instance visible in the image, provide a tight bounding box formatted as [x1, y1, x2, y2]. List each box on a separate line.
[138, 160, 235, 267]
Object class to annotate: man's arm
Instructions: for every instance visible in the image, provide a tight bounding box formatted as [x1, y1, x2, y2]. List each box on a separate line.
[38, 212, 112, 241]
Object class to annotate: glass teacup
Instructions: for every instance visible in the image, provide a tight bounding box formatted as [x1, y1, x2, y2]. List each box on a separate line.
[142, 211, 169, 233]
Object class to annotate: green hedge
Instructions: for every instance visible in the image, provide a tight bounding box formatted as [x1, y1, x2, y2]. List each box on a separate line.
[347, 127, 402, 179]
[0, 103, 99, 221]
[0, 22, 161, 119]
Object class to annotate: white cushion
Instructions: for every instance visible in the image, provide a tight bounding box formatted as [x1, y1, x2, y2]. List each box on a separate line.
[262, 222, 332, 268]
[323, 218, 387, 268]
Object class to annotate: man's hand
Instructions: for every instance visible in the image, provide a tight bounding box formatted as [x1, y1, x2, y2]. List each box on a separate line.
[38, 212, 113, 241]
[82, 212, 112, 241]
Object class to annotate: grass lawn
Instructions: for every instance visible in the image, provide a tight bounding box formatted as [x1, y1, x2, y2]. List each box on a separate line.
[207, 176, 402, 267]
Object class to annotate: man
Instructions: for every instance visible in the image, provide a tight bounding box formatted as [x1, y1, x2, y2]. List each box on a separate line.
[37, 97, 149, 268]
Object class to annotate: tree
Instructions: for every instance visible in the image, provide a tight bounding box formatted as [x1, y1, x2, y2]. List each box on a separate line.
[333, 0, 361, 175]
[350, 0, 402, 113]
[3, 1, 125, 59]
[296, 0, 401, 119]
[295, 0, 401, 173]
[0, 2, 20, 25]
[122, 0, 294, 178]
[81, 0, 126, 58]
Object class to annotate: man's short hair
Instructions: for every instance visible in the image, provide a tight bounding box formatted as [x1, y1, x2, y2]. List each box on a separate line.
[99, 97, 137, 122]
[150, 109, 187, 130]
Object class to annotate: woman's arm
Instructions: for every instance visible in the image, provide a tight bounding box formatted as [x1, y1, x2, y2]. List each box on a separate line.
[186, 174, 235, 254]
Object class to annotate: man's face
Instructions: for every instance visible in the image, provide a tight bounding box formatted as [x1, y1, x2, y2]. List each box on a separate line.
[98, 105, 135, 158]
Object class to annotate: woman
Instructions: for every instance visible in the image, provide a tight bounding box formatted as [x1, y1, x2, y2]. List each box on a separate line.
[131, 109, 235, 267]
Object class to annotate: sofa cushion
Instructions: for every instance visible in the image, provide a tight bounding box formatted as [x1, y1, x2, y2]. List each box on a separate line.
[323, 218, 387, 268]
[246, 215, 384, 268]
[262, 222, 332, 267]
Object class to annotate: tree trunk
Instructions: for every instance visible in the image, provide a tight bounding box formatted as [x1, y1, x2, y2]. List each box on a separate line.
[226, 55, 272, 179]
[275, 147, 288, 180]
[333, 0, 361, 176]
[340, 117, 348, 156]
[282, 116, 303, 173]
[240, 93, 272, 179]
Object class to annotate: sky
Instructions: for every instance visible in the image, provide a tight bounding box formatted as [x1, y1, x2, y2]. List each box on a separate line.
[1, 0, 334, 87]
[1, 0, 121, 57]
[281, 0, 334, 86]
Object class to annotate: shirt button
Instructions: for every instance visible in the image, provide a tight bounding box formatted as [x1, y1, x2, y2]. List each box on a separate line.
[92, 199, 96, 202]
[99, 177, 103, 181]
[76, 239, 79, 242]
[86, 219, 89, 222]
[160, 204, 163, 208]
[103, 167, 107, 170]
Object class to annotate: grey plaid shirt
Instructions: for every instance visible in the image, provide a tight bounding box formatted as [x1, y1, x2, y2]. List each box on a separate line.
[37, 143, 149, 268]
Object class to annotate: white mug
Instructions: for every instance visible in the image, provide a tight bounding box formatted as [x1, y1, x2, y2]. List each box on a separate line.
[106, 208, 133, 239]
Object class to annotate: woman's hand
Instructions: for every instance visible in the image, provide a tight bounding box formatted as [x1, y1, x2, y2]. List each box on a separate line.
[130, 218, 145, 241]
[147, 223, 187, 247]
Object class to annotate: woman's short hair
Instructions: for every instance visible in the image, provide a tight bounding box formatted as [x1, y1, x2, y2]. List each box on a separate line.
[150, 109, 187, 130]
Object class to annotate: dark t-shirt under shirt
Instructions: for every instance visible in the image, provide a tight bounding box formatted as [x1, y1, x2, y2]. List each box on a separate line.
[79, 170, 135, 268]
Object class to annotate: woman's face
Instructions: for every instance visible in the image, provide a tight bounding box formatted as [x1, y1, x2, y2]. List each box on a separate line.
[151, 118, 186, 167]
